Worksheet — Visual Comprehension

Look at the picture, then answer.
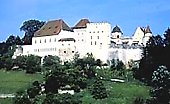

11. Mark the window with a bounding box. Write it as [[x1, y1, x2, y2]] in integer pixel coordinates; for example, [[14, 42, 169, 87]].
[[54, 38, 56, 42], [49, 27, 51, 29], [93, 31, 95, 33], [49, 39, 51, 42], [97, 36, 99, 39], [91, 36, 92, 39], [40, 40, 41, 43], [95, 41, 97, 45], [62, 44, 64, 46], [82, 39, 84, 41], [68, 44, 70, 46], [91, 41, 92, 45], [89, 31, 91, 33], [72, 51, 74, 53], [64, 51, 66, 53], [117, 35, 120, 38], [97, 31, 99, 33], [35, 40, 37, 44], [102, 31, 104, 33], [44, 39, 46, 43]]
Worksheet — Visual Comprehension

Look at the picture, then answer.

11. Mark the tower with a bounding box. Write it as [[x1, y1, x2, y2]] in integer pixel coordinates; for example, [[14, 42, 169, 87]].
[[111, 25, 123, 44]]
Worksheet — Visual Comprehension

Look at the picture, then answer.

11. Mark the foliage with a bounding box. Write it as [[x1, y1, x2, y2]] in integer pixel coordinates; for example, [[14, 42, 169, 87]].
[[135, 28, 170, 82], [14, 55, 41, 73], [27, 81, 41, 98], [6, 35, 23, 45], [91, 79, 108, 99], [42, 55, 61, 72], [148, 65, 170, 104], [43, 93, 82, 104], [0, 56, 13, 70], [0, 42, 9, 55], [20, 19, 45, 45], [14, 91, 32, 104]]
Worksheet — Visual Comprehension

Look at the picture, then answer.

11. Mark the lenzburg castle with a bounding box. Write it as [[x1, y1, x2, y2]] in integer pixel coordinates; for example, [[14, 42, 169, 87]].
[[13, 19, 152, 66]]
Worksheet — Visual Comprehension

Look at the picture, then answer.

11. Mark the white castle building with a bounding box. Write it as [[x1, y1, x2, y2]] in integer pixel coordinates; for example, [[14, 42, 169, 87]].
[[13, 19, 152, 66]]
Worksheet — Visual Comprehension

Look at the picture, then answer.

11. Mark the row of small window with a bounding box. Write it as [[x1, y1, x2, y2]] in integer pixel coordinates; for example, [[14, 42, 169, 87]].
[[34, 48, 75, 54], [91, 36, 99, 39], [34, 38, 57, 44], [63, 50, 75, 54], [34, 48, 57, 52], [91, 41, 102, 46], [61, 43, 73, 46], [89, 31, 104, 33]]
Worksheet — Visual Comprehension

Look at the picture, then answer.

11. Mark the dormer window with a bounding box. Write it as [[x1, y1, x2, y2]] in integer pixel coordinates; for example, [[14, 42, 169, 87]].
[[49, 27, 51, 29]]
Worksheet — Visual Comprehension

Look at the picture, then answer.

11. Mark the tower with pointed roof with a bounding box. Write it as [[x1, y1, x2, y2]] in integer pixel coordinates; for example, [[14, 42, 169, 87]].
[[143, 26, 152, 46], [111, 25, 123, 44]]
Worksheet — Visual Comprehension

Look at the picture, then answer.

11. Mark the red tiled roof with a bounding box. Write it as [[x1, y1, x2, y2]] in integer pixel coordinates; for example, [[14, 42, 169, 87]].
[[34, 19, 72, 37], [73, 19, 90, 29]]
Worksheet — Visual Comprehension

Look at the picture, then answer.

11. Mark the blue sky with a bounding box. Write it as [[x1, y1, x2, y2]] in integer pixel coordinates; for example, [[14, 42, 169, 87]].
[[0, 0, 170, 42]]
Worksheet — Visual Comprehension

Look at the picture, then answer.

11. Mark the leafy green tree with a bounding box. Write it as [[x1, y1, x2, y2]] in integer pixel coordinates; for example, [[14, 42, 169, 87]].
[[96, 59, 102, 67], [0, 42, 9, 56], [14, 55, 41, 73], [43, 93, 82, 104], [43, 55, 61, 69], [149, 65, 170, 104], [20, 19, 45, 45], [6, 35, 16, 46], [0, 56, 13, 70], [27, 81, 41, 98], [110, 59, 116, 69], [91, 79, 107, 99], [164, 28, 170, 46], [15, 36, 23, 45], [14, 91, 32, 104], [135, 35, 165, 82], [25, 55, 41, 73]]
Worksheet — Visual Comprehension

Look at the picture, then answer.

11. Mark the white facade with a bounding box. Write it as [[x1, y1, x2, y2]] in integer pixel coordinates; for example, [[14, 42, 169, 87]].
[[13, 19, 152, 66]]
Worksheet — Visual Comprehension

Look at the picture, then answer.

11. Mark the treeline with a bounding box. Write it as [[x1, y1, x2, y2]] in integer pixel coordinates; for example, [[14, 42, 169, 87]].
[[0, 19, 45, 56]]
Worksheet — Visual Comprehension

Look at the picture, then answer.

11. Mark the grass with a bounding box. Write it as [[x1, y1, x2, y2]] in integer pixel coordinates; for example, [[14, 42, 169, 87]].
[[0, 70, 44, 94], [0, 69, 150, 104], [80, 80, 150, 104]]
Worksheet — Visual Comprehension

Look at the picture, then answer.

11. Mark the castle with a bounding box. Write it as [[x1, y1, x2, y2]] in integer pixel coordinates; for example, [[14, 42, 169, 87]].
[[13, 19, 152, 66]]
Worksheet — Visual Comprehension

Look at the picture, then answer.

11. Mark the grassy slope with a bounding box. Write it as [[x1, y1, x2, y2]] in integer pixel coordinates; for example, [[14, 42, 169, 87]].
[[0, 70, 43, 94], [0, 70, 150, 104], [81, 81, 150, 104]]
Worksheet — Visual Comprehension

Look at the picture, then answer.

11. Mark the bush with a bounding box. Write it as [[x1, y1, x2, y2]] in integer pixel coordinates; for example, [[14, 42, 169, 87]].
[[91, 79, 107, 99]]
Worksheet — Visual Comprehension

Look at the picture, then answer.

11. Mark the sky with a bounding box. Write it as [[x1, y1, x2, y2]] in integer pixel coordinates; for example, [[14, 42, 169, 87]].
[[0, 0, 170, 42]]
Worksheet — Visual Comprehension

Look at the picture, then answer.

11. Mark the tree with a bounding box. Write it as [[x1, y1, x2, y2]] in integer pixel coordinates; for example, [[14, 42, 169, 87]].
[[149, 65, 170, 104], [0, 42, 9, 56], [20, 19, 45, 45], [135, 35, 165, 82], [164, 28, 170, 46], [43, 93, 82, 104], [15, 36, 23, 45], [14, 91, 32, 104], [14, 55, 41, 73], [91, 79, 107, 99], [6, 35, 16, 46]]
